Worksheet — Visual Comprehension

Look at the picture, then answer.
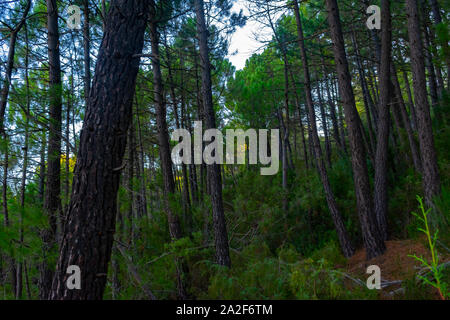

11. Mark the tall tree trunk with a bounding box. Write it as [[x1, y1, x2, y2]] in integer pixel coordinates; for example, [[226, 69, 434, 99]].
[[333, 77, 349, 155], [17, 22, 32, 300], [428, 0, 450, 88], [325, 0, 386, 259], [50, 0, 150, 300], [38, 133, 47, 204], [289, 70, 310, 168], [373, 0, 392, 241], [293, 0, 354, 257], [187, 111, 199, 205], [2, 137, 16, 296], [391, 64, 422, 173], [401, 66, 418, 130], [422, 16, 440, 117], [148, 4, 189, 299], [195, 0, 231, 267], [127, 118, 135, 243], [65, 47, 75, 215], [165, 34, 191, 221], [0, 0, 31, 134], [40, 0, 63, 300], [322, 59, 343, 153], [316, 76, 332, 167], [83, 0, 91, 107], [405, 0, 442, 207], [351, 28, 377, 153], [135, 100, 148, 219]]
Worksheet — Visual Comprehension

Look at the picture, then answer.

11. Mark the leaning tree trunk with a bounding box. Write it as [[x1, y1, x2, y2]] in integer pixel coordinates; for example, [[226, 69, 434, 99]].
[[292, 0, 354, 258], [325, 0, 385, 259], [391, 64, 422, 174], [373, 0, 392, 241], [195, 0, 231, 267], [50, 0, 150, 300], [40, 0, 63, 300], [0, 0, 31, 135], [83, 0, 91, 107], [405, 0, 441, 207]]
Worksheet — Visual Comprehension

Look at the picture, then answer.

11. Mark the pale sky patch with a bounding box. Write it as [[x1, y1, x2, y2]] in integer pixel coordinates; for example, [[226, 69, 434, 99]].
[[227, 1, 266, 70]]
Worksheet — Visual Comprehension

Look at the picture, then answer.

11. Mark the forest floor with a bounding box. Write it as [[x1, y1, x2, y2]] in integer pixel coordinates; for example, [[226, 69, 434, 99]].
[[338, 238, 449, 299]]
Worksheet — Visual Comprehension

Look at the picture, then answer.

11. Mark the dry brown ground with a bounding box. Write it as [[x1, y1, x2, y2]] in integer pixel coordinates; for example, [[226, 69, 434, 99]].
[[339, 238, 449, 299]]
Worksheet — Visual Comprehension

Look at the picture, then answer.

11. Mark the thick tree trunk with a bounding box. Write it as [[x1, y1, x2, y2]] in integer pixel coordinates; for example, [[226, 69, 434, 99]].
[[50, 0, 150, 300], [40, 0, 63, 300], [373, 0, 392, 241], [325, 0, 385, 259], [195, 0, 231, 267], [405, 0, 442, 207], [293, 0, 354, 257]]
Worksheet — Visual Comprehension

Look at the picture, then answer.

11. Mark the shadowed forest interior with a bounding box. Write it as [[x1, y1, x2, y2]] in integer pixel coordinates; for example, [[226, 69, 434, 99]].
[[0, 0, 449, 300]]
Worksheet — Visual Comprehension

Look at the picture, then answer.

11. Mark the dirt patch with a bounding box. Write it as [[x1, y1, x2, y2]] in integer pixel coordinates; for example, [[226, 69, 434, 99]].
[[347, 239, 433, 280], [342, 238, 449, 299]]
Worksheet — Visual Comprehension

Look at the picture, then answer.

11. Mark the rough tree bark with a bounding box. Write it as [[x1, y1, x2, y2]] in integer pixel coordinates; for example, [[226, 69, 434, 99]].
[[325, 0, 386, 259], [405, 0, 441, 207], [373, 0, 392, 241], [50, 0, 150, 300], [83, 0, 91, 107], [40, 0, 63, 300], [293, 0, 354, 257], [195, 0, 231, 267]]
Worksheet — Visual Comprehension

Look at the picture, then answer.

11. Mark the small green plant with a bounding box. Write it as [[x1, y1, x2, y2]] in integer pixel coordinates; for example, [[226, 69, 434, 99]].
[[409, 196, 448, 300]]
